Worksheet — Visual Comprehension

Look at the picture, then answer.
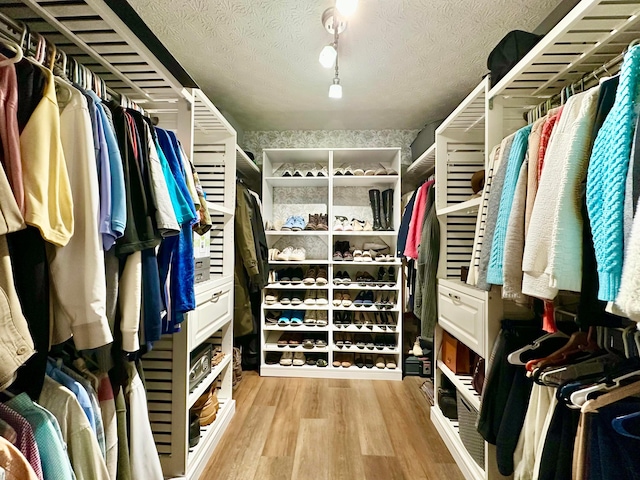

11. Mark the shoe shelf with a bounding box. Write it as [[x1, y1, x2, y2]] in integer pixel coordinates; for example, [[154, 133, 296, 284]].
[[336, 260, 401, 266], [187, 354, 232, 409], [261, 363, 400, 380], [332, 175, 399, 187], [266, 231, 330, 236], [268, 260, 330, 265], [187, 398, 236, 479], [336, 284, 399, 290], [262, 303, 330, 310], [437, 360, 481, 411], [264, 325, 331, 332], [332, 305, 401, 312], [333, 325, 398, 333], [266, 283, 329, 289], [264, 176, 329, 187], [332, 231, 397, 236], [335, 346, 399, 354], [265, 344, 330, 353]]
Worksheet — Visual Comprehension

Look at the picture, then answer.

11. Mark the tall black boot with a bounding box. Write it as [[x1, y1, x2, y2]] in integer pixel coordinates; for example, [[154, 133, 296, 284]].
[[369, 189, 383, 231], [382, 189, 394, 231]]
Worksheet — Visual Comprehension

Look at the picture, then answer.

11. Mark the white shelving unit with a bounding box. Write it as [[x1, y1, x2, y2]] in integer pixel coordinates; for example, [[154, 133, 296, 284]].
[[0, 3, 240, 479], [429, 2, 640, 480], [260, 148, 403, 380]]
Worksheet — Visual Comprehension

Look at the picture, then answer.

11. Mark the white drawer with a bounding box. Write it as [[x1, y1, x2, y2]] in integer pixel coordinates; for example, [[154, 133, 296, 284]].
[[189, 281, 232, 351], [438, 284, 485, 357]]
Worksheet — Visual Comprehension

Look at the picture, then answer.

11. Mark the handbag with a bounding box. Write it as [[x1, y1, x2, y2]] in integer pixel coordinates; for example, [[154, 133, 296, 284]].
[[471, 355, 486, 395]]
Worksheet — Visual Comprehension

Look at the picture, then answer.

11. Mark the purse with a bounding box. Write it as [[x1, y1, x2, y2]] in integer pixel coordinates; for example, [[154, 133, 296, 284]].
[[471, 355, 486, 395]]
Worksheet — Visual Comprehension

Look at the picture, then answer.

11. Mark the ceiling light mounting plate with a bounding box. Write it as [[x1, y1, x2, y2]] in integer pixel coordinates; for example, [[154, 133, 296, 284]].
[[322, 7, 347, 35]]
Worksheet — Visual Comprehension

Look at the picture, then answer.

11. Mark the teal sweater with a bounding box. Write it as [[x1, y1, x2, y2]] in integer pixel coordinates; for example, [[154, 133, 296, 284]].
[[587, 45, 640, 301], [486, 124, 532, 285]]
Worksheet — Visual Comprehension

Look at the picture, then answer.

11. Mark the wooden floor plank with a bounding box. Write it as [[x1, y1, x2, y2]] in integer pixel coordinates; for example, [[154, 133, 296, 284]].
[[201, 372, 464, 480]]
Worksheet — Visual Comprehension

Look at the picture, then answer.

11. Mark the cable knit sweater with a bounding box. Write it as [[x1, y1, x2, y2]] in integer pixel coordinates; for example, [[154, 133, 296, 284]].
[[587, 44, 640, 301], [522, 87, 600, 300], [487, 125, 532, 285], [502, 160, 528, 302]]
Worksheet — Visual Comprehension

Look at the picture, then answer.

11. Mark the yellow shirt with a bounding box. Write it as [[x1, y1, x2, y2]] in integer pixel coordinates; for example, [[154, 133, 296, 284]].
[[19, 66, 73, 246]]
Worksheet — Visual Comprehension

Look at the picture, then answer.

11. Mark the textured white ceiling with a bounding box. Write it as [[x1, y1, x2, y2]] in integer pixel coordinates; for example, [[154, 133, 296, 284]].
[[127, 0, 563, 131]]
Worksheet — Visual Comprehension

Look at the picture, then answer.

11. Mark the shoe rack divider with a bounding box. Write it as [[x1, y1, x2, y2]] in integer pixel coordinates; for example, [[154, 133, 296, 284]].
[[260, 148, 403, 380]]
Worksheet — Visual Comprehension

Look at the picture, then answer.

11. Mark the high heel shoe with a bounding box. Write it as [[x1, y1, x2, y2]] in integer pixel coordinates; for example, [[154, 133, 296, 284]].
[[374, 291, 384, 309]]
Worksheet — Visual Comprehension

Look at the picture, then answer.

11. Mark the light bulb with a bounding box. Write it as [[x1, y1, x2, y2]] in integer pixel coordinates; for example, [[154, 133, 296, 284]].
[[329, 78, 342, 99], [336, 0, 358, 17], [319, 44, 337, 68]]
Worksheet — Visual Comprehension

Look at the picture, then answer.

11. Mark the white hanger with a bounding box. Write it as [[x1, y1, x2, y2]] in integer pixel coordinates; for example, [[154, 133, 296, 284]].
[[507, 331, 570, 366], [570, 369, 640, 408]]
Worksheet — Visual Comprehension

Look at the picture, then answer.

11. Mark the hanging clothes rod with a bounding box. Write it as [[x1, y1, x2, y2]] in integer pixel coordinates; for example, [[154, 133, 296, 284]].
[[526, 49, 626, 122]]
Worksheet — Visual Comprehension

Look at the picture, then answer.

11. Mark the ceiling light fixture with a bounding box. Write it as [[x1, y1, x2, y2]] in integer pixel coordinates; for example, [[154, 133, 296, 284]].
[[336, 0, 358, 17], [329, 77, 342, 99], [319, 43, 337, 68]]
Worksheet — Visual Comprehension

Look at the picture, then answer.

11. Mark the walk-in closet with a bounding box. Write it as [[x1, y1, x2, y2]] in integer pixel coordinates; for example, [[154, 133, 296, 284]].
[[0, 0, 638, 479]]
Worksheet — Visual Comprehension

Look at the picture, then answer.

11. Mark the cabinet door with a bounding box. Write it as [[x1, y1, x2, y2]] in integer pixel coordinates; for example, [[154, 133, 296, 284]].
[[438, 284, 485, 357]]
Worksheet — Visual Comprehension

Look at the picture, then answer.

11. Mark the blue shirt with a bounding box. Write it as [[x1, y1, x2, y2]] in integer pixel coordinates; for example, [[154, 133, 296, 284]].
[[46, 360, 96, 433], [6, 393, 75, 480]]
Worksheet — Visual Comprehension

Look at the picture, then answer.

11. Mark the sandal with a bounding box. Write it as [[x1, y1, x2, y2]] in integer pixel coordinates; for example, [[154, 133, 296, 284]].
[[304, 310, 317, 326], [353, 250, 363, 262], [315, 311, 328, 327], [303, 266, 317, 284], [266, 311, 279, 326], [375, 356, 386, 369], [316, 358, 328, 367], [364, 355, 374, 369], [265, 291, 278, 305], [277, 333, 291, 347], [289, 311, 303, 327], [316, 267, 328, 286], [306, 356, 318, 366], [280, 351, 293, 366], [341, 293, 352, 307], [333, 291, 343, 306], [277, 313, 291, 327], [362, 250, 372, 262], [315, 339, 327, 348], [302, 338, 315, 349], [292, 352, 306, 366], [355, 355, 364, 368], [385, 356, 397, 369]]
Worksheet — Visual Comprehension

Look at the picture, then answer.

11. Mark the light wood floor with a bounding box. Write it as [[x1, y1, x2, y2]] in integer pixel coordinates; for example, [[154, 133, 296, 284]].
[[203, 371, 464, 480]]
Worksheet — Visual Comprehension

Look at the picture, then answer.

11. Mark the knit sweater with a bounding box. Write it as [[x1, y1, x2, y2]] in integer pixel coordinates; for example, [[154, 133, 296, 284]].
[[616, 193, 640, 320], [524, 116, 552, 237], [502, 160, 528, 302], [487, 125, 532, 285], [587, 44, 640, 301], [477, 135, 514, 291], [522, 87, 600, 300]]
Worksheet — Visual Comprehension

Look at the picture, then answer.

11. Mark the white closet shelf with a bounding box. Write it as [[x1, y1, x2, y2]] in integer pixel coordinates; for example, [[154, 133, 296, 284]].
[[332, 231, 397, 236], [264, 325, 331, 332], [334, 346, 399, 354], [187, 355, 232, 409], [437, 360, 482, 411], [264, 176, 329, 187], [335, 260, 401, 266], [206, 202, 234, 216], [236, 145, 260, 174], [262, 304, 330, 310], [332, 175, 400, 187], [260, 364, 402, 380], [187, 398, 236, 478], [333, 325, 399, 334], [264, 344, 329, 353], [335, 284, 399, 291], [266, 283, 329, 290], [431, 405, 485, 480], [437, 78, 487, 134], [437, 197, 482, 216], [268, 260, 330, 265], [266, 231, 329, 236], [332, 305, 401, 312]]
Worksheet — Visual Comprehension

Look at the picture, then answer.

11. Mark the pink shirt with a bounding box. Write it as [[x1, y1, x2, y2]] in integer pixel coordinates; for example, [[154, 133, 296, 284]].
[[404, 180, 434, 259], [0, 59, 24, 213]]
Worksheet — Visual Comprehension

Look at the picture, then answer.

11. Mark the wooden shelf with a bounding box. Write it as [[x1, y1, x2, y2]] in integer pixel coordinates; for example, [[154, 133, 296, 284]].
[[437, 360, 481, 411], [206, 202, 234, 216], [187, 355, 232, 409], [437, 197, 482, 216]]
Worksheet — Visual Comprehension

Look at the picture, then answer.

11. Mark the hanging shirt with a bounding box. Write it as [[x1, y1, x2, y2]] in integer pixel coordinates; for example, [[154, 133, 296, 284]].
[[0, 436, 39, 480], [45, 360, 96, 433], [5, 393, 74, 480], [0, 403, 43, 479], [0, 57, 24, 213], [19, 66, 74, 247], [38, 376, 109, 480], [48, 82, 112, 351], [154, 137, 194, 225]]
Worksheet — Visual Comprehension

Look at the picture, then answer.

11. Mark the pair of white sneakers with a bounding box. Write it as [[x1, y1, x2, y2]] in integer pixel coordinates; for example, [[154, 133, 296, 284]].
[[269, 247, 306, 261], [276, 163, 328, 177]]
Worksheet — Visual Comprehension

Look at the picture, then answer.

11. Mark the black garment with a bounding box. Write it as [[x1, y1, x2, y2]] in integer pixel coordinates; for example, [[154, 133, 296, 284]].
[[538, 402, 580, 480], [397, 188, 418, 256], [108, 104, 159, 256], [13, 58, 45, 132], [477, 320, 543, 444], [579, 76, 626, 328], [141, 248, 162, 348], [245, 187, 268, 290], [7, 227, 49, 400]]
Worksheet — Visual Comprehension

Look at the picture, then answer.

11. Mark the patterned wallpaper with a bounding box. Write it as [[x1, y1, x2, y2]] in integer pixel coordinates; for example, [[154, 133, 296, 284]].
[[243, 129, 419, 166]]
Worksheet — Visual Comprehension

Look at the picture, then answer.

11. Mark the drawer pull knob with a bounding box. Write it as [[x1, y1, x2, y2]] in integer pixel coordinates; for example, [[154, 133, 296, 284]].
[[448, 293, 461, 301], [211, 291, 223, 303]]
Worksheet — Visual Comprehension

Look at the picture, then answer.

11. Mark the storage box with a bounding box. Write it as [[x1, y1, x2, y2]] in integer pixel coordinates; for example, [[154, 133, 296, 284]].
[[457, 395, 484, 467], [405, 355, 432, 377], [194, 257, 211, 284], [442, 331, 472, 374], [189, 343, 213, 391], [193, 231, 210, 258]]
